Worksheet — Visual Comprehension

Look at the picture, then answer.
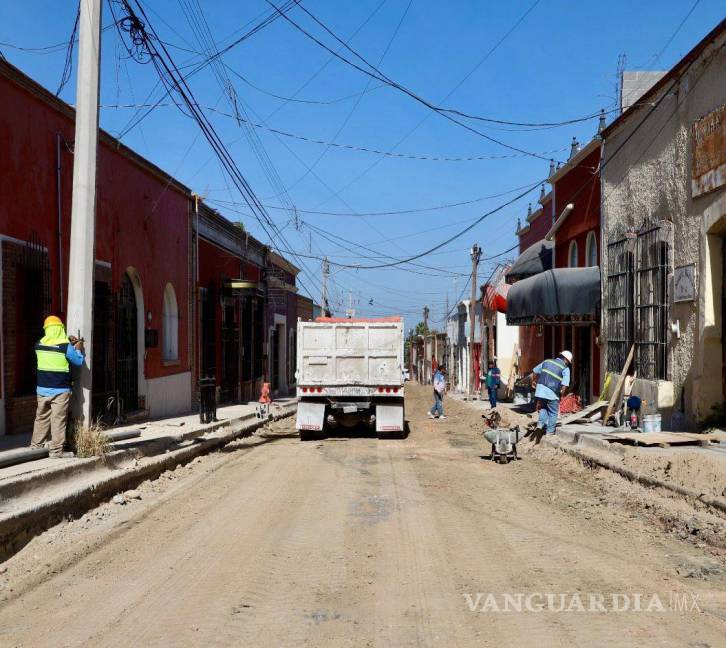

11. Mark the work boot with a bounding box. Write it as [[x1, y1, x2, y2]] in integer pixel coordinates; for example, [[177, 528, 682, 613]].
[[427, 412, 435, 419], [50, 451, 75, 459]]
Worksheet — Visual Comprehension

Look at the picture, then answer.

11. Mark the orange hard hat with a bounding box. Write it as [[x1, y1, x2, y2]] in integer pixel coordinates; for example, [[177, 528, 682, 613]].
[[43, 315, 64, 329]]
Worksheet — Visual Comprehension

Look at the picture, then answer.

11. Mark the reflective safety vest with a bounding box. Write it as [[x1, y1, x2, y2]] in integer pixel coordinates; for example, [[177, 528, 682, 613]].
[[538, 358, 566, 393], [35, 342, 71, 390]]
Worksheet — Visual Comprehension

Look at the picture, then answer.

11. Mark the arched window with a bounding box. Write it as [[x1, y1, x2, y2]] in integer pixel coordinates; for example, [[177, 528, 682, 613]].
[[162, 283, 179, 362], [586, 231, 598, 267], [568, 240, 578, 268]]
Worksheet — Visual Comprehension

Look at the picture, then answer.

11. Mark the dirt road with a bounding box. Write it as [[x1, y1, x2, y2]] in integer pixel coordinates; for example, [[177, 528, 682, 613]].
[[1, 383, 724, 647]]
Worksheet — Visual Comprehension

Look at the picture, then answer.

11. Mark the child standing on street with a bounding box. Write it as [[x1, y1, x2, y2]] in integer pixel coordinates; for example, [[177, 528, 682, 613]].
[[485, 359, 501, 409]]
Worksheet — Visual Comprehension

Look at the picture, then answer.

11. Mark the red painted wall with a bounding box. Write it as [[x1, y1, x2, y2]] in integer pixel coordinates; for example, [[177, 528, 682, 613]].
[[550, 145, 602, 397], [552, 147, 601, 269], [518, 198, 552, 253], [0, 65, 191, 383]]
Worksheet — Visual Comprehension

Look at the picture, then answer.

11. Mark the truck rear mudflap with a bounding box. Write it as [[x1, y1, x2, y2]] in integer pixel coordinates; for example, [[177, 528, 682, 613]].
[[375, 402, 406, 439], [296, 401, 326, 441]]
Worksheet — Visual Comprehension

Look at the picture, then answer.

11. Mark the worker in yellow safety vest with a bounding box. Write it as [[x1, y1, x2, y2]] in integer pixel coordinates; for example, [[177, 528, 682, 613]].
[[527, 350, 572, 443], [30, 316, 85, 458]]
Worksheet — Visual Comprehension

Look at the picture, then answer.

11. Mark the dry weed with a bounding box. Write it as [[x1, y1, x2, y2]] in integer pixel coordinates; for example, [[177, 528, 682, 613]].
[[70, 420, 110, 458]]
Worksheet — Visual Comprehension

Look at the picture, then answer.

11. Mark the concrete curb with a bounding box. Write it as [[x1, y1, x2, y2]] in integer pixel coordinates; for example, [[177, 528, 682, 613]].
[[0, 412, 261, 501], [544, 437, 726, 515], [0, 405, 296, 561]]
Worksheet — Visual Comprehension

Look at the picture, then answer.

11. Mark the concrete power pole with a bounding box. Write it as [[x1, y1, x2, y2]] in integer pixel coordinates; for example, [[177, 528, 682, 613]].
[[67, 0, 102, 427], [468, 244, 481, 400], [423, 306, 429, 332]]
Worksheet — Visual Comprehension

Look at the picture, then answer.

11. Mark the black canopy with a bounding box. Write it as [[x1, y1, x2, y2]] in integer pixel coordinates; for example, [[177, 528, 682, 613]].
[[506, 267, 601, 325], [505, 240, 554, 284]]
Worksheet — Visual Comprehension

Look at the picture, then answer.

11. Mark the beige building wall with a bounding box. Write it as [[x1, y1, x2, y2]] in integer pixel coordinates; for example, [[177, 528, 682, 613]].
[[601, 33, 726, 427]]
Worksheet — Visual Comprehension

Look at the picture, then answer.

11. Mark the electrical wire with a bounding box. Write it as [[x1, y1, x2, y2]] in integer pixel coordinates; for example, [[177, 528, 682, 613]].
[[265, 0, 559, 162], [112, 0, 322, 300], [101, 101, 571, 162], [55, 3, 80, 97]]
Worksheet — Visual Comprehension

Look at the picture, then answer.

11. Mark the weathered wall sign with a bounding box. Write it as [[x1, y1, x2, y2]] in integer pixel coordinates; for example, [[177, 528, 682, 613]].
[[673, 264, 697, 302], [692, 104, 726, 198]]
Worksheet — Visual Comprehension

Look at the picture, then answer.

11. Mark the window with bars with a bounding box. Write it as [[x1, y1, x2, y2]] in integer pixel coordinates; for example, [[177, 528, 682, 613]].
[[634, 218, 671, 380], [606, 219, 671, 380]]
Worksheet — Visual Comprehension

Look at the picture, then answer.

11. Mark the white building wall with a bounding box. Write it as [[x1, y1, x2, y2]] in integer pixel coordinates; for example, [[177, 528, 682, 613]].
[[601, 34, 726, 426]]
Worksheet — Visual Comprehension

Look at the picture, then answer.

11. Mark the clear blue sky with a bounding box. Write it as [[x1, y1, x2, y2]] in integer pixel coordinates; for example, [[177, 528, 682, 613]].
[[1, 1, 724, 331]]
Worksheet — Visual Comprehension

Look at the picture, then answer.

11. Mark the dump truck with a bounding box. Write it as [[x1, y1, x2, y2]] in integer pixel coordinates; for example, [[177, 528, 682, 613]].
[[295, 316, 405, 440]]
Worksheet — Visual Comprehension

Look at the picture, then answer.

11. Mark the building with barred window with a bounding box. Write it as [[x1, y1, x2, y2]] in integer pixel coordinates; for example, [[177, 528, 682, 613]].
[[600, 19, 726, 428]]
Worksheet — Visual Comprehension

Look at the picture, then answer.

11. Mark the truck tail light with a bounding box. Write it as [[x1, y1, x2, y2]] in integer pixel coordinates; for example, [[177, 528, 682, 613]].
[[301, 387, 308, 393], [317, 387, 323, 393]]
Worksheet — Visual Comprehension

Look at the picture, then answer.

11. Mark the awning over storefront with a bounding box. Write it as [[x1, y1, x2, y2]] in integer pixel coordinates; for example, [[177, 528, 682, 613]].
[[506, 267, 600, 325], [505, 240, 553, 284]]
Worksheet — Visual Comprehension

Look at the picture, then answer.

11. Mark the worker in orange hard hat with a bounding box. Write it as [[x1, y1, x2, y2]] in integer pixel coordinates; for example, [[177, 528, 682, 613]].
[[30, 316, 85, 458]]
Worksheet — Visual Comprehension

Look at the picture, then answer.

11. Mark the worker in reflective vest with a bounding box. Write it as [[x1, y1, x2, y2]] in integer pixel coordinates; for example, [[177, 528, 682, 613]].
[[30, 316, 85, 458], [528, 350, 572, 443]]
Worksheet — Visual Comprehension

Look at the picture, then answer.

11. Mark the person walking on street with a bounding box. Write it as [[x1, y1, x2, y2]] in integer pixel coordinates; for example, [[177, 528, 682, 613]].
[[428, 365, 447, 420], [528, 350, 572, 443], [30, 316, 85, 458], [485, 359, 501, 409]]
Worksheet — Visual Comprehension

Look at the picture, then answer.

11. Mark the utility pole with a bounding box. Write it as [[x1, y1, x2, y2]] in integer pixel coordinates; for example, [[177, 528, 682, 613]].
[[469, 243, 481, 400], [321, 256, 330, 316], [67, 0, 102, 426], [345, 288, 356, 318], [423, 305, 429, 332]]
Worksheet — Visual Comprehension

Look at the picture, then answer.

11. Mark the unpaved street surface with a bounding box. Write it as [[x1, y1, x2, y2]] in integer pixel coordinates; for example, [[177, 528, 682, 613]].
[[1, 383, 724, 647]]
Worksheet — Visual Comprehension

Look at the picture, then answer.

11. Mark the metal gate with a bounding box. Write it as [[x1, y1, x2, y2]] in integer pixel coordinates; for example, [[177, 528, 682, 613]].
[[92, 281, 117, 422], [116, 273, 138, 414], [15, 234, 51, 395]]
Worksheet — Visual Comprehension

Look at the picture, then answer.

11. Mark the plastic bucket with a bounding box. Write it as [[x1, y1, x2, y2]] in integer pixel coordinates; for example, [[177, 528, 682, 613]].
[[642, 414, 662, 433]]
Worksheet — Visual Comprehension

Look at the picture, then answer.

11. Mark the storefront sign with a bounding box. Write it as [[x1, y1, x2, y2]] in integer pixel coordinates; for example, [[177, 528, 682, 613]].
[[692, 105, 726, 197], [673, 264, 696, 302]]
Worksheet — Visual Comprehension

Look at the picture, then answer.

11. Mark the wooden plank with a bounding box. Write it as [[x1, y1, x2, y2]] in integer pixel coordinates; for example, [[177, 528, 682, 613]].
[[605, 431, 717, 446], [559, 400, 609, 425], [505, 343, 519, 399], [602, 345, 635, 426]]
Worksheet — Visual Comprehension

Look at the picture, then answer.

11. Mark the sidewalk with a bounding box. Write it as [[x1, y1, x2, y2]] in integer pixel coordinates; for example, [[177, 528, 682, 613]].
[[0, 398, 295, 482], [448, 387, 726, 507], [0, 397, 298, 560]]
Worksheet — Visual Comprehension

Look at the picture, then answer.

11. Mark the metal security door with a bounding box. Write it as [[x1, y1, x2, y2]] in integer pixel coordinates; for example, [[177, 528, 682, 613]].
[[92, 281, 116, 422], [116, 273, 138, 414], [270, 326, 279, 391], [220, 302, 239, 402]]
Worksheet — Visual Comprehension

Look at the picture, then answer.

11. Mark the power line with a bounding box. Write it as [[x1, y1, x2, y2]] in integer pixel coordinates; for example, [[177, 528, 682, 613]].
[[101, 101, 572, 162], [265, 0, 560, 162], [112, 0, 322, 299], [55, 3, 80, 97]]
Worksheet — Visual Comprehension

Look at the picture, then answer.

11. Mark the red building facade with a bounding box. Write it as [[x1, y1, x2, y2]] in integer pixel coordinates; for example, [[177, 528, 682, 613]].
[[0, 60, 192, 434], [513, 189, 552, 374], [0, 59, 301, 436], [545, 139, 602, 400]]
